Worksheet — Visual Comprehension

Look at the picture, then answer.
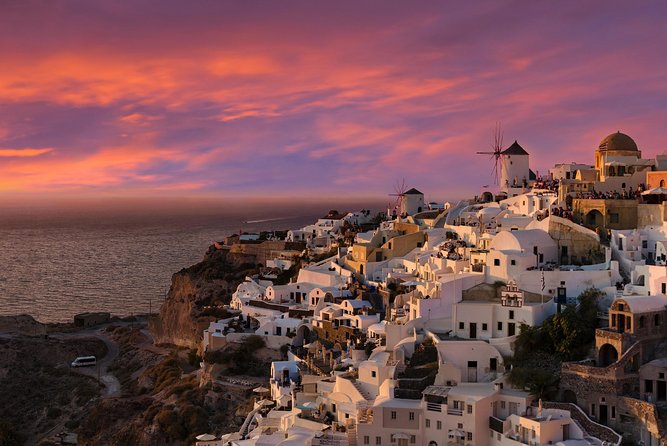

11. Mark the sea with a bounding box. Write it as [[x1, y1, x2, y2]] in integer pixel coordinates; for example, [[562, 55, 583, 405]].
[[0, 199, 382, 323]]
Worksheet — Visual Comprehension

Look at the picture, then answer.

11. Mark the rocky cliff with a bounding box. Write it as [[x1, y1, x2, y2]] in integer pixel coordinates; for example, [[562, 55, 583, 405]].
[[150, 246, 259, 350]]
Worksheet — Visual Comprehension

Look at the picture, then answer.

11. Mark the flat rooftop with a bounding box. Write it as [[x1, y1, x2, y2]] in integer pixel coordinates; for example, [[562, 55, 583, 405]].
[[462, 283, 546, 304]]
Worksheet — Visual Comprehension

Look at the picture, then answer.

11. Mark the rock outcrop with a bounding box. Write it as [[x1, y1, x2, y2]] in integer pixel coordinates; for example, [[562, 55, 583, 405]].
[[150, 246, 259, 350]]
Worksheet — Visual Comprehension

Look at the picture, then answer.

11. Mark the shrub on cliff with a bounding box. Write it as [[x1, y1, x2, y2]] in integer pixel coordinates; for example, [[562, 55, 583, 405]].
[[242, 335, 266, 352], [0, 419, 25, 446], [155, 404, 209, 443], [146, 355, 182, 393]]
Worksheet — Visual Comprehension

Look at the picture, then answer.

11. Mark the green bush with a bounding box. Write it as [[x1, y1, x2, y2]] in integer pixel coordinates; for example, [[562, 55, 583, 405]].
[[0, 419, 25, 446], [187, 349, 202, 367], [242, 335, 266, 352], [46, 407, 62, 419]]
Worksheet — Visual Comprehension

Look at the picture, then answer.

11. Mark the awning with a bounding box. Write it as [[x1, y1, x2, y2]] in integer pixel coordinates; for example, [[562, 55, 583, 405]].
[[448, 429, 465, 438], [297, 401, 319, 410], [642, 186, 667, 195], [195, 434, 217, 441], [401, 281, 426, 287]]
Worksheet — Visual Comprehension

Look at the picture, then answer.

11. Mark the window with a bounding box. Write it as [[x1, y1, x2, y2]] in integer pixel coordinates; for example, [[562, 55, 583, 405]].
[[494, 258, 500, 266], [643, 240, 648, 249], [660, 372, 665, 379], [482, 323, 488, 331], [655, 314, 661, 327], [376, 437, 382, 445], [436, 420, 442, 430], [663, 283, 666, 294], [611, 406, 616, 419], [467, 405, 472, 414], [391, 411, 397, 420], [459, 322, 464, 330], [509, 310, 514, 320], [372, 371, 376, 378], [345, 413, 349, 419], [410, 435, 416, 444], [467, 432, 473, 441], [591, 404, 596, 417], [498, 321, 503, 331], [646, 379, 654, 393], [458, 423, 463, 429], [610, 213, 620, 224], [364, 436, 370, 445], [409, 412, 415, 421], [426, 419, 430, 428], [510, 259, 516, 266], [500, 401, 506, 409]]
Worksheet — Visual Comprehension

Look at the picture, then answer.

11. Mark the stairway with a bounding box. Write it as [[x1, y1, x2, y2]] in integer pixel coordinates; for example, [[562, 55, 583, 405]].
[[351, 380, 372, 400], [347, 422, 357, 446]]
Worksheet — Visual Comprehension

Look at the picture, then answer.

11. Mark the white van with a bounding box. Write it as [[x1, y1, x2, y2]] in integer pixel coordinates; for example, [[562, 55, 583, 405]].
[[71, 356, 97, 367]]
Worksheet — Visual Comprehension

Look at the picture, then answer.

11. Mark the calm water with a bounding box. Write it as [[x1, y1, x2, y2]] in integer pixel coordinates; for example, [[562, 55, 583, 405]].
[[0, 200, 377, 323]]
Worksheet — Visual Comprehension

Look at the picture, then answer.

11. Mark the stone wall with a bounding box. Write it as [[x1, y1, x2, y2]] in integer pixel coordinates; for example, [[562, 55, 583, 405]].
[[543, 401, 621, 444]]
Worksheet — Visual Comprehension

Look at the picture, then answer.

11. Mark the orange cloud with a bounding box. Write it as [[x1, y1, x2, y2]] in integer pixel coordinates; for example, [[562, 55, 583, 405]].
[[0, 148, 54, 157]]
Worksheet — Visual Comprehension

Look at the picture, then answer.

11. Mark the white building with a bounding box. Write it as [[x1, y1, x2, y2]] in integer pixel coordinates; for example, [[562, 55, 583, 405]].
[[486, 229, 558, 283]]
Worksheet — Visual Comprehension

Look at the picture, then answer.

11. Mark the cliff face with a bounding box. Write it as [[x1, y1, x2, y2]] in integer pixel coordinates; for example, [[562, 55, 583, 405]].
[[150, 246, 259, 350]]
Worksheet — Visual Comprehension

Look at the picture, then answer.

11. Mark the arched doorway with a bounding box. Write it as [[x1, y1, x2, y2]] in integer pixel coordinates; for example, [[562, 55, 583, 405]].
[[482, 191, 494, 203], [293, 325, 312, 348], [562, 389, 577, 404], [661, 179, 666, 187], [586, 210, 604, 228], [599, 343, 619, 367]]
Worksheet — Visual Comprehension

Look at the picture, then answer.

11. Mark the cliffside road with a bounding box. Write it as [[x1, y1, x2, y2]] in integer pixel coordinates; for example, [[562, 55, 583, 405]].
[[51, 327, 122, 397]]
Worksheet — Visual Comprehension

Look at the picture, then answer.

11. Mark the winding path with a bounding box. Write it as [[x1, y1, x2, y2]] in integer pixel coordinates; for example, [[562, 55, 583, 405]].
[[50, 326, 124, 397]]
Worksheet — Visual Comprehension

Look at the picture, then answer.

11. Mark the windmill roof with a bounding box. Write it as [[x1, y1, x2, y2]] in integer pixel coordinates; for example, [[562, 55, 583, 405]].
[[501, 140, 528, 155], [404, 188, 423, 195]]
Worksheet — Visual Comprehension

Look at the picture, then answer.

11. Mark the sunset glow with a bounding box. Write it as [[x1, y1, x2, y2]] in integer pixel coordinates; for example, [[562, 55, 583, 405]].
[[2, 1, 667, 200]]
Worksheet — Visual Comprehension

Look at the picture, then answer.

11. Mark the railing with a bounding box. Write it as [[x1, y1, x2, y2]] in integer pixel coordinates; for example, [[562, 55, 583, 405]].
[[489, 416, 505, 433], [447, 407, 463, 416], [542, 402, 622, 445], [426, 402, 442, 412]]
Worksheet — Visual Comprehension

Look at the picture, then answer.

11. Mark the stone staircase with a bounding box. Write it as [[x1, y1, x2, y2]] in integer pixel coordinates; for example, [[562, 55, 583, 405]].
[[543, 402, 622, 445], [346, 422, 357, 446], [351, 380, 372, 400]]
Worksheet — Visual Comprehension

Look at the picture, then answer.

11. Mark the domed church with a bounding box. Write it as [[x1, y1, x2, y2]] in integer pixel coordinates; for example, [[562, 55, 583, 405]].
[[594, 131, 652, 183], [558, 131, 655, 205]]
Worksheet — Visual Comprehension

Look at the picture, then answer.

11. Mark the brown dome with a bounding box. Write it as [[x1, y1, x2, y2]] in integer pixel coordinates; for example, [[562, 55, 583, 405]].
[[598, 131, 638, 152]]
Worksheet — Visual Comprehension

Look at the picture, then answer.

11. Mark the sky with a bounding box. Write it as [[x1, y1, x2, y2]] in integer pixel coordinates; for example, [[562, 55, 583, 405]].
[[1, 0, 667, 204]]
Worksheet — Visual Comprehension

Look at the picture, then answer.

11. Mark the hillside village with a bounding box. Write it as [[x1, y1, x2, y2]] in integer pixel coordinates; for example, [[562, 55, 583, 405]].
[[192, 132, 667, 446]]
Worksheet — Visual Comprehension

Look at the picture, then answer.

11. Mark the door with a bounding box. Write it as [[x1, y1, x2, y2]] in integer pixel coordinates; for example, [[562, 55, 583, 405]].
[[469, 323, 477, 339], [508, 323, 516, 337], [467, 361, 477, 382], [658, 380, 666, 401], [599, 404, 608, 425]]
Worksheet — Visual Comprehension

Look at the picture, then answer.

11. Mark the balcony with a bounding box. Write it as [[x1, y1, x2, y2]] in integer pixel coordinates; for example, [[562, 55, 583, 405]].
[[447, 407, 463, 416], [489, 416, 506, 433], [426, 402, 442, 412]]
